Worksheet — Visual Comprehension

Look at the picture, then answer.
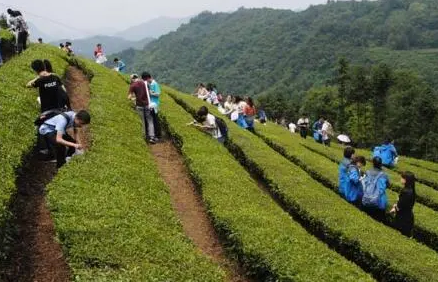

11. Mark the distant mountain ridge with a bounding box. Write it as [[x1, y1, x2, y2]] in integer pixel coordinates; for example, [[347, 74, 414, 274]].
[[50, 35, 154, 58], [114, 16, 191, 41], [112, 1, 438, 98]]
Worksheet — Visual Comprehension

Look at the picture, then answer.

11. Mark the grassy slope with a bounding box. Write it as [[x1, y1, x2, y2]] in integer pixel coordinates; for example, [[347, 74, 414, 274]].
[[0, 44, 225, 281], [47, 57, 226, 281], [167, 88, 438, 282], [159, 93, 373, 281], [0, 45, 69, 241]]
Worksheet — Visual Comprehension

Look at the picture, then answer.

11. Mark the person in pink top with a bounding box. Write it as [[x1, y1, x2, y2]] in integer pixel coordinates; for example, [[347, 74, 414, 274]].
[[94, 44, 107, 64]]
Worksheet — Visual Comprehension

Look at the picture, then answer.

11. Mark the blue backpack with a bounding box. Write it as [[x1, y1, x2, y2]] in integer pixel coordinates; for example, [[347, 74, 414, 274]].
[[362, 171, 385, 207]]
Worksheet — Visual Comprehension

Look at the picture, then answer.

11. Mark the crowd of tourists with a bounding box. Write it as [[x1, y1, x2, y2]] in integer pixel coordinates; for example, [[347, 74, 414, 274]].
[[194, 83, 267, 135], [287, 115, 335, 146], [339, 146, 415, 236]]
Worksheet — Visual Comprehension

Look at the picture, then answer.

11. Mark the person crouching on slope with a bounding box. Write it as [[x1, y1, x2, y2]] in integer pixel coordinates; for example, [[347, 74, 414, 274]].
[[189, 106, 226, 143], [38, 110, 90, 168]]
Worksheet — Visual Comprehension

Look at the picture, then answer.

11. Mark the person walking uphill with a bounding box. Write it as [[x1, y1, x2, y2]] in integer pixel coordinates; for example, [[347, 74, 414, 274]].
[[128, 72, 156, 144], [38, 110, 90, 168], [391, 171, 416, 237]]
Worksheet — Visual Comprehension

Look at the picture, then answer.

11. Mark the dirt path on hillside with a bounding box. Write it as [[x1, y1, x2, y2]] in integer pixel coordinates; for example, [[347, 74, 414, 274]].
[[0, 66, 90, 282], [149, 140, 250, 282]]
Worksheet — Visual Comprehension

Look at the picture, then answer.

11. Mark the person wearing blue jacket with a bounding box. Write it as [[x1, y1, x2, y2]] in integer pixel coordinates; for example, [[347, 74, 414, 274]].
[[363, 157, 389, 222], [114, 58, 126, 73], [373, 138, 398, 168], [338, 146, 355, 197], [346, 156, 366, 204]]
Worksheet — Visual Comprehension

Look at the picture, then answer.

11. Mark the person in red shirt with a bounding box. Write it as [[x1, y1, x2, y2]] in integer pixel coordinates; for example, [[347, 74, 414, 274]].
[[127, 72, 156, 144], [244, 97, 256, 132]]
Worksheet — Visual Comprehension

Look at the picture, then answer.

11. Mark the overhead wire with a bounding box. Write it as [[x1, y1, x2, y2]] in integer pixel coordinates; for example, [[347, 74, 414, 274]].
[[0, 2, 95, 36]]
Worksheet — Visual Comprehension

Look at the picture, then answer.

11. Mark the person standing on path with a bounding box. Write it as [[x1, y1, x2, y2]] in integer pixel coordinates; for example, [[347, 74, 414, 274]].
[[391, 171, 416, 237], [144, 73, 162, 139], [7, 9, 28, 54], [362, 157, 389, 222], [297, 114, 310, 139], [27, 59, 69, 112], [128, 72, 156, 144]]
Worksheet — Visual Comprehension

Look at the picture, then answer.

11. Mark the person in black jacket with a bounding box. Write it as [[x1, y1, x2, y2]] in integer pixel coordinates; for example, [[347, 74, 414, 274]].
[[390, 171, 416, 237]]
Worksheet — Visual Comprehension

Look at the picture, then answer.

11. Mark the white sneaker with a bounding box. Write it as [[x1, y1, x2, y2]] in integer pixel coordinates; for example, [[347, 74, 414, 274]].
[[39, 149, 49, 155]]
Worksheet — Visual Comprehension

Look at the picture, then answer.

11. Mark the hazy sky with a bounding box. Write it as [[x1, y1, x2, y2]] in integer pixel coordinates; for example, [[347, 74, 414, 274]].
[[1, 0, 326, 34]]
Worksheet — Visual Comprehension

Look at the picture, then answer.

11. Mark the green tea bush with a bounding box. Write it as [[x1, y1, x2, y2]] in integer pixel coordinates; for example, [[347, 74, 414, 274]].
[[159, 93, 372, 281], [167, 88, 438, 282], [46, 57, 226, 281], [0, 45, 70, 252]]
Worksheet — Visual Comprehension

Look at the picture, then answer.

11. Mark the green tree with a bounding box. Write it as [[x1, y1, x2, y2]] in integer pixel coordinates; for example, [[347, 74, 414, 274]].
[[335, 58, 350, 133], [346, 66, 371, 144], [386, 70, 438, 156], [0, 14, 8, 29], [369, 64, 393, 142], [301, 86, 339, 123]]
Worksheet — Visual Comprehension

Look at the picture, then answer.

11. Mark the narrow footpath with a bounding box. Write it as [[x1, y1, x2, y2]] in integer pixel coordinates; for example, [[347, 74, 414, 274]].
[[0, 66, 90, 281], [149, 139, 250, 282]]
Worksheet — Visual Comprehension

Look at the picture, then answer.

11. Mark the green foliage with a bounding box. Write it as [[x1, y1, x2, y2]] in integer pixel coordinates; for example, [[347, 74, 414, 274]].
[[300, 86, 338, 123], [1, 29, 16, 59], [114, 1, 438, 99], [0, 14, 8, 29], [254, 121, 438, 251], [169, 90, 438, 281], [160, 90, 372, 281], [0, 45, 70, 257], [46, 56, 226, 281]]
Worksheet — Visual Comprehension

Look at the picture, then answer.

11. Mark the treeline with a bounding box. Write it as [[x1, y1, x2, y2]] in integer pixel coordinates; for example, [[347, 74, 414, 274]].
[[259, 59, 438, 161], [115, 0, 438, 99]]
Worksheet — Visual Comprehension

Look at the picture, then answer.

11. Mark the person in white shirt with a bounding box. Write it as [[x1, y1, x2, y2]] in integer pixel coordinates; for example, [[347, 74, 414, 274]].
[[297, 114, 310, 139], [192, 106, 225, 143], [288, 122, 297, 133], [322, 120, 334, 147], [38, 110, 90, 168], [196, 83, 209, 100], [235, 96, 248, 128]]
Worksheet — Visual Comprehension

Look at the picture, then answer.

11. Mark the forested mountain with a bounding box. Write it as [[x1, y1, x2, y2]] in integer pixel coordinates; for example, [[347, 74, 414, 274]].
[[116, 0, 438, 97], [113, 0, 438, 160]]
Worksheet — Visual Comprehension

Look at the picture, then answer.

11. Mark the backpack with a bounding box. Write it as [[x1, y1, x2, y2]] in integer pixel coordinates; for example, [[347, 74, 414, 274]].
[[215, 116, 228, 138], [34, 109, 70, 127], [362, 171, 385, 207]]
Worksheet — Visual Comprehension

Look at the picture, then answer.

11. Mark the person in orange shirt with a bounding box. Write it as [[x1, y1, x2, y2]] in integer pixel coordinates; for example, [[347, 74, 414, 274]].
[[243, 97, 256, 133]]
